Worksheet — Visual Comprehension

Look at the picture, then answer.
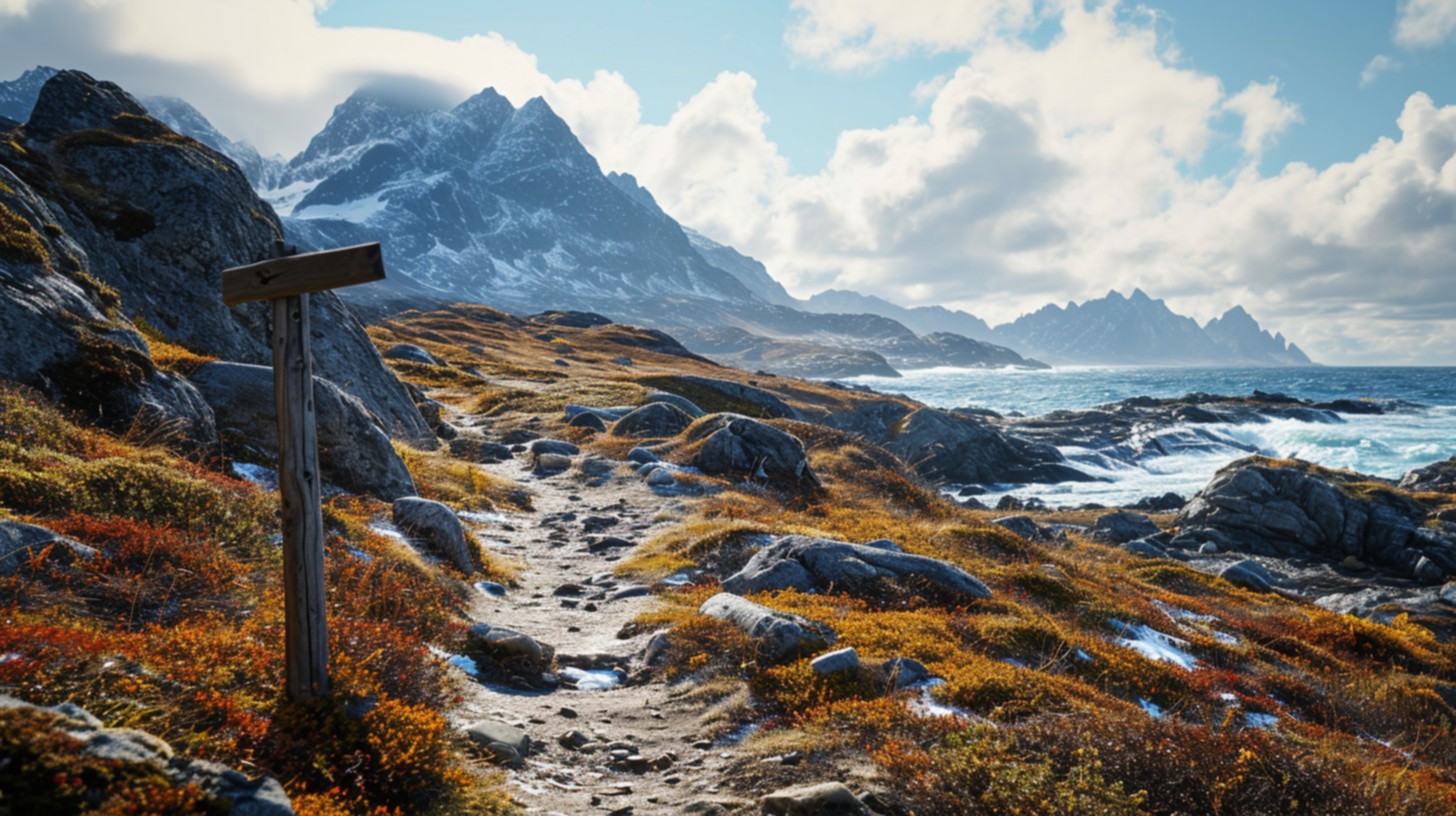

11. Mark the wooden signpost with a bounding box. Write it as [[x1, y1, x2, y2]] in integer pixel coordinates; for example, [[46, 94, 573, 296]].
[[222, 240, 387, 701]]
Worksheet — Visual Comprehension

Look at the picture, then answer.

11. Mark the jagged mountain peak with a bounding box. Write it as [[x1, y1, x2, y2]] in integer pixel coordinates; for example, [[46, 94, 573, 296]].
[[0, 65, 58, 122], [27, 69, 149, 141]]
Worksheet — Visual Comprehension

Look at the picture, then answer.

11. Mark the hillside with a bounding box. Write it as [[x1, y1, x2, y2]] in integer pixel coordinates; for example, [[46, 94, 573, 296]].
[[5, 69, 1456, 816]]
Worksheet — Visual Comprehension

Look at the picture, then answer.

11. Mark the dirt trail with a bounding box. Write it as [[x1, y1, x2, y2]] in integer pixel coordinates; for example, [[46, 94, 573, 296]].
[[445, 454, 751, 815]]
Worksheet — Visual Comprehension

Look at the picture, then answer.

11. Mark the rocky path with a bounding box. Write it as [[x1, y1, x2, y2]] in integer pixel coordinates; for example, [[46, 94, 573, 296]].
[[445, 454, 751, 815]]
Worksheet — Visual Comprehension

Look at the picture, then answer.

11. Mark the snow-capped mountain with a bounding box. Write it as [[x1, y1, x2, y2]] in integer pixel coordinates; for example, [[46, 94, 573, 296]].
[[141, 95, 284, 188], [0, 65, 56, 123], [268, 86, 756, 312], [993, 289, 1313, 366]]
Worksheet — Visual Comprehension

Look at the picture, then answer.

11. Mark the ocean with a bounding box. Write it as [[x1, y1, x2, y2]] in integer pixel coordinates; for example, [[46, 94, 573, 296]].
[[842, 366, 1456, 507]]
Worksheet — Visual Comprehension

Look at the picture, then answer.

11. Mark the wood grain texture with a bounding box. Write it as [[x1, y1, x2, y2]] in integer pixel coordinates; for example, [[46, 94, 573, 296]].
[[273, 292, 331, 700], [222, 242, 385, 306]]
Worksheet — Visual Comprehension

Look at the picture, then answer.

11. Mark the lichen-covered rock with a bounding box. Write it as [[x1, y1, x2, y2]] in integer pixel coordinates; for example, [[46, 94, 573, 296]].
[[1177, 457, 1456, 583], [699, 593, 835, 664], [392, 497, 476, 573], [611, 401, 694, 438], [1401, 457, 1456, 493], [190, 362, 416, 501], [5, 70, 432, 447], [721, 535, 993, 601], [686, 413, 820, 492]]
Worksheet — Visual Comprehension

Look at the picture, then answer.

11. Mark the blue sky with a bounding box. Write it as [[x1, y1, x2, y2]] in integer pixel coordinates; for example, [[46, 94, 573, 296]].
[[318, 0, 1456, 178], [2, 0, 1455, 363]]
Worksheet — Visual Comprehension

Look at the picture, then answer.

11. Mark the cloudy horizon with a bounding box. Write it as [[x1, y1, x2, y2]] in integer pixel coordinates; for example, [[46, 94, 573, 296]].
[[2, 0, 1454, 364]]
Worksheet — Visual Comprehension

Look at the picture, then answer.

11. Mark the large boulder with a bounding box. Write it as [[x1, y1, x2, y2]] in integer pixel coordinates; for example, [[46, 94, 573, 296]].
[[1176, 457, 1456, 582], [699, 593, 835, 664], [671, 376, 799, 419], [611, 401, 694, 438], [879, 407, 1092, 486], [761, 782, 870, 816], [6, 70, 432, 447], [643, 391, 704, 418], [392, 497, 477, 573], [1091, 511, 1160, 544], [722, 535, 992, 601], [190, 362, 415, 501], [685, 413, 820, 492], [1401, 457, 1456, 493]]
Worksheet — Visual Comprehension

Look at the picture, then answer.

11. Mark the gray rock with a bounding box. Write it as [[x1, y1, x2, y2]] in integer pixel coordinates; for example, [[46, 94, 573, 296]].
[[673, 376, 799, 419], [382, 343, 439, 365], [1121, 539, 1172, 560], [991, 515, 1045, 541], [722, 535, 992, 601], [191, 362, 416, 501], [465, 720, 530, 767], [1092, 511, 1160, 544], [612, 401, 695, 438], [1220, 559, 1276, 593], [761, 782, 869, 815], [1177, 457, 1455, 582], [879, 407, 1091, 486], [533, 453, 573, 475], [810, 647, 859, 675], [564, 404, 632, 422], [466, 623, 552, 666], [15, 71, 432, 448], [567, 411, 608, 432], [0, 520, 97, 576], [1400, 456, 1456, 493], [1415, 555, 1445, 583], [448, 436, 514, 463], [644, 391, 704, 418], [392, 497, 476, 573], [528, 439, 579, 462], [686, 414, 820, 492], [627, 447, 661, 465], [880, 657, 932, 689], [1440, 582, 1456, 606], [647, 468, 678, 487], [699, 593, 835, 664]]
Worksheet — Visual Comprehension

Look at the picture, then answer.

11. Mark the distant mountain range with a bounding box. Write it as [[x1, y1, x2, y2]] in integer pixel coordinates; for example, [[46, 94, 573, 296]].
[[0, 66, 1317, 371]]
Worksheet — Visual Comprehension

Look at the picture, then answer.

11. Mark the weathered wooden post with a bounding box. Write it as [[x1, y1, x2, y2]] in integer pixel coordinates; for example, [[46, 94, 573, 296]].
[[221, 240, 387, 701]]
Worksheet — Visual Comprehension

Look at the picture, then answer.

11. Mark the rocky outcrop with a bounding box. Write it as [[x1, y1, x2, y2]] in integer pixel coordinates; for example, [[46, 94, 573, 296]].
[[699, 593, 835, 664], [611, 402, 694, 438], [1175, 457, 1456, 582], [881, 407, 1091, 487], [721, 535, 992, 601], [392, 497, 476, 573], [2, 70, 432, 447], [670, 376, 799, 419], [0, 696, 293, 815], [684, 414, 820, 492], [190, 362, 416, 501], [1401, 457, 1456, 493]]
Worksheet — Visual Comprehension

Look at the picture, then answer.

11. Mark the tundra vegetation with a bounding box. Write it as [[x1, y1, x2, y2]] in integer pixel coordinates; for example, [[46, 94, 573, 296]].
[[4, 303, 1456, 814]]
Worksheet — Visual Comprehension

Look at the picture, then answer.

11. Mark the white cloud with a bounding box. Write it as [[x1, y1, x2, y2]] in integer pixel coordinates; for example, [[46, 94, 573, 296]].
[[1394, 0, 1456, 48], [784, 0, 1039, 70], [1222, 79, 1301, 159], [2, 0, 1453, 363], [1360, 54, 1398, 87]]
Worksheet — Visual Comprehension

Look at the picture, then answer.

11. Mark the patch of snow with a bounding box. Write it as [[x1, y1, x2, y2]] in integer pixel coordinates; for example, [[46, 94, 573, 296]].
[[346, 546, 373, 563], [231, 462, 275, 486], [369, 522, 409, 544], [1152, 600, 1215, 623], [428, 646, 479, 678], [1074, 648, 1095, 663], [1110, 619, 1199, 671], [459, 510, 511, 525], [716, 721, 761, 745], [0, 652, 23, 664], [662, 571, 695, 587], [1245, 712, 1279, 730], [906, 678, 974, 720], [560, 667, 621, 691], [1138, 698, 1166, 719], [259, 179, 321, 217], [474, 581, 508, 597], [1212, 630, 1239, 646], [293, 191, 389, 222]]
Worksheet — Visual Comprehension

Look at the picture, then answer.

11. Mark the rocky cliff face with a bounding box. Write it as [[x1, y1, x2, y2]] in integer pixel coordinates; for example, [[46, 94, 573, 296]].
[[0, 70, 433, 447]]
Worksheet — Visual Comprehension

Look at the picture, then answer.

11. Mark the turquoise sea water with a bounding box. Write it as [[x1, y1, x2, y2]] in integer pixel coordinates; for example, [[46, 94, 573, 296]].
[[843, 366, 1456, 505]]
